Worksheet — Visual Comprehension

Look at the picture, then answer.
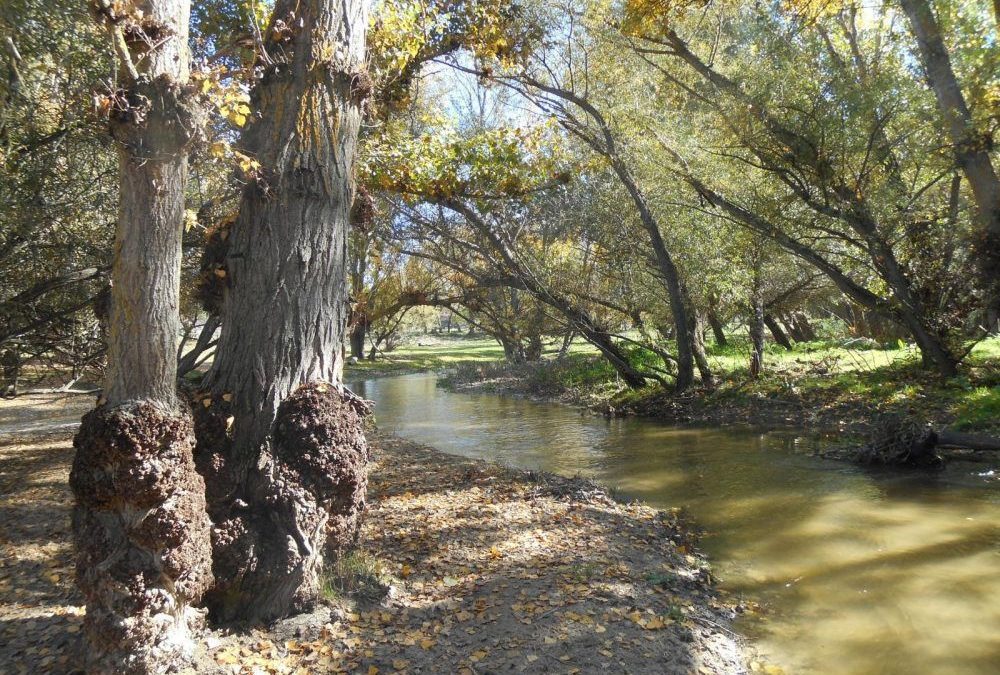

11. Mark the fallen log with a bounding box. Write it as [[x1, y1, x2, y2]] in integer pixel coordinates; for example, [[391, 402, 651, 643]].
[[855, 415, 1000, 468], [935, 430, 1000, 452]]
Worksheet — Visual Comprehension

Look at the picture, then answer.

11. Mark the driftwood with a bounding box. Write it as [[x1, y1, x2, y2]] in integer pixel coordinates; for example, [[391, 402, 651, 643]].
[[935, 430, 1000, 452], [855, 415, 1000, 468]]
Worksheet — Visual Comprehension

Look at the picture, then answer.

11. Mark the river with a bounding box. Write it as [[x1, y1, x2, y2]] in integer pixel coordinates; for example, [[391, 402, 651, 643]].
[[349, 372, 1000, 675]]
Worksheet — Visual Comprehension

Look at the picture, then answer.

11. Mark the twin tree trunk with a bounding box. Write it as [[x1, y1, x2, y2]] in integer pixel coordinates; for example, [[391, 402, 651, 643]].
[[200, 0, 370, 623], [72, 0, 370, 670], [70, 1, 213, 673]]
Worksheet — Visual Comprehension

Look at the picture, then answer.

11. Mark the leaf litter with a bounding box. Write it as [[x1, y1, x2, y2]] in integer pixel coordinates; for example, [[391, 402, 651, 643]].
[[0, 395, 748, 674]]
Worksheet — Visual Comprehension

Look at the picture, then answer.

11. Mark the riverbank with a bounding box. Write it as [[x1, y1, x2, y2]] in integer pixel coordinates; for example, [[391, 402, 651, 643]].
[[441, 338, 1000, 437], [0, 398, 750, 674]]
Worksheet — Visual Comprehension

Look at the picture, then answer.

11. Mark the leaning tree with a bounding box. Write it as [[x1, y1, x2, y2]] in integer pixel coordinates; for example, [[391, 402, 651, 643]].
[[69, 0, 213, 672]]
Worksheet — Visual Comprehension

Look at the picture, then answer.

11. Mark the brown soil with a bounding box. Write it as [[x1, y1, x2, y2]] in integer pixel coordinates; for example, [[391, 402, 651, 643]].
[[0, 394, 747, 674]]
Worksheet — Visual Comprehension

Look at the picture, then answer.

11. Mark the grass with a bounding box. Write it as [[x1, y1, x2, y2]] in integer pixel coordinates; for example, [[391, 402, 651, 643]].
[[343, 333, 596, 377], [373, 332, 1000, 432], [952, 386, 1000, 430], [321, 550, 397, 603], [344, 336, 506, 377]]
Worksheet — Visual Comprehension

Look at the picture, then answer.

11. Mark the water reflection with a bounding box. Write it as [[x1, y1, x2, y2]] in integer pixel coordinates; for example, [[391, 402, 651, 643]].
[[350, 373, 1000, 674]]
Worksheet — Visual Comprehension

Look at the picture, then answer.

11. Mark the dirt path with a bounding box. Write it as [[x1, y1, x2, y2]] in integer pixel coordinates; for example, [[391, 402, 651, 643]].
[[0, 399, 748, 674]]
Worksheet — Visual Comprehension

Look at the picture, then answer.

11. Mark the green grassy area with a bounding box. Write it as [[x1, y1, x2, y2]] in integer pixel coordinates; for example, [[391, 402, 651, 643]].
[[343, 334, 596, 377], [365, 333, 1000, 432]]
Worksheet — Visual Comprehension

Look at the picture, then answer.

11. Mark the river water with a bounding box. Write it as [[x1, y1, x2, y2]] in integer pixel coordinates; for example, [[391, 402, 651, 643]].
[[349, 373, 1000, 675]]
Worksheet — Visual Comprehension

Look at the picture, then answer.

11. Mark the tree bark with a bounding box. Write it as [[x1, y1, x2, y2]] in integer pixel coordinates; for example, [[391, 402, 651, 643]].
[[707, 310, 728, 346], [796, 313, 817, 341], [691, 309, 715, 387], [609, 157, 701, 391], [778, 313, 803, 342], [349, 320, 367, 360], [899, 0, 1000, 316], [202, 0, 370, 623], [749, 275, 765, 378], [764, 314, 793, 350], [70, 1, 212, 672]]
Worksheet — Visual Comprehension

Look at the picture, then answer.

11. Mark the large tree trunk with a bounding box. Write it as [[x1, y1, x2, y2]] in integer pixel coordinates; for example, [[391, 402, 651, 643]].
[[749, 275, 765, 378], [201, 0, 370, 623], [610, 157, 700, 391], [764, 314, 793, 350], [691, 309, 715, 388], [899, 0, 1000, 317], [70, 1, 212, 672], [707, 310, 728, 346], [349, 320, 367, 360]]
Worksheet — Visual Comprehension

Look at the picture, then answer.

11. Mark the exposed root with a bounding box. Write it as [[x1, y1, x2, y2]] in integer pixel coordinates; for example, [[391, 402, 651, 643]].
[[854, 414, 942, 468]]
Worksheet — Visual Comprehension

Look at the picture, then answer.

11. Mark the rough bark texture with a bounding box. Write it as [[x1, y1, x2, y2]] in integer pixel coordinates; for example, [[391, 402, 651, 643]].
[[207, 0, 366, 466], [764, 314, 793, 350], [99, 0, 201, 407], [899, 0, 1000, 318], [71, 1, 211, 671], [196, 384, 369, 623], [70, 402, 212, 674], [201, 0, 370, 622]]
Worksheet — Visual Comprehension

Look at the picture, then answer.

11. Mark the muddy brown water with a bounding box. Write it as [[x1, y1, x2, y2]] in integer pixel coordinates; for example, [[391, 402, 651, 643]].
[[349, 373, 1000, 674]]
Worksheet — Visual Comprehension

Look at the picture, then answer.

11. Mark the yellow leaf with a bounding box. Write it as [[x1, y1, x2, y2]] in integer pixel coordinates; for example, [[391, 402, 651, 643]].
[[368, 667, 379, 675], [209, 142, 228, 158], [644, 616, 666, 630], [400, 563, 412, 578], [215, 650, 238, 665]]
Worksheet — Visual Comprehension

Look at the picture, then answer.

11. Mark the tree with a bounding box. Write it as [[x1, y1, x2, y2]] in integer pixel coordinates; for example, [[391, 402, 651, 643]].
[[0, 0, 116, 386], [197, 0, 371, 623], [897, 0, 1000, 324], [614, 2, 981, 376], [68, 1, 212, 672]]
